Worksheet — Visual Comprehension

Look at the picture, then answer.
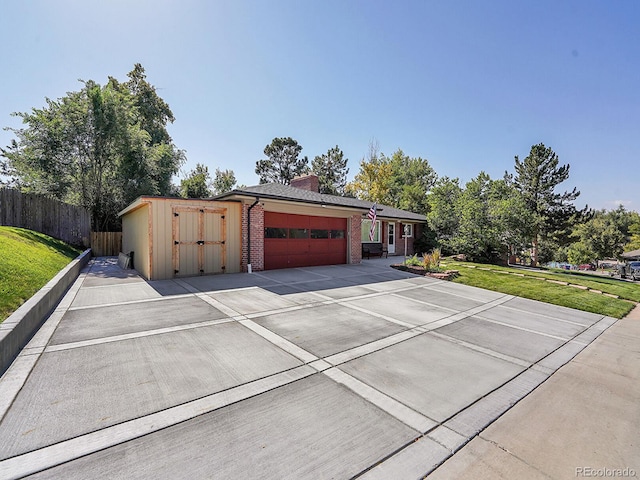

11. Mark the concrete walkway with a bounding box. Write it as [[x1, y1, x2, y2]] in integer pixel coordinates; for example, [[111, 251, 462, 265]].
[[0, 257, 635, 479]]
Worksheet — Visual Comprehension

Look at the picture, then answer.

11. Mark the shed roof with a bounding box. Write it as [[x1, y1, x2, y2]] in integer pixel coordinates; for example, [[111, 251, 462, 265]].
[[212, 183, 427, 222]]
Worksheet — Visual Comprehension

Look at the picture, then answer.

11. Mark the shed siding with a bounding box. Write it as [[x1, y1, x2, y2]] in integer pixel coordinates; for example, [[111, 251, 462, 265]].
[[122, 203, 150, 279], [151, 199, 242, 280]]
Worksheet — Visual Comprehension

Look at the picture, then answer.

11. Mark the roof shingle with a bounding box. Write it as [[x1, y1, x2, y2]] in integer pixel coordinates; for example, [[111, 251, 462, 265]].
[[213, 183, 426, 222]]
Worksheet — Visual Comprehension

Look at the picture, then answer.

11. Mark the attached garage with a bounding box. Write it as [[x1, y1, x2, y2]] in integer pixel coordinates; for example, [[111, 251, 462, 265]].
[[264, 212, 347, 269], [119, 197, 242, 280]]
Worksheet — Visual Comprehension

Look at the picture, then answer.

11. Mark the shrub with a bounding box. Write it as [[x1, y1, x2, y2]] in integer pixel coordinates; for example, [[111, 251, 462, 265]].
[[404, 254, 423, 266], [422, 253, 433, 270], [432, 248, 441, 267]]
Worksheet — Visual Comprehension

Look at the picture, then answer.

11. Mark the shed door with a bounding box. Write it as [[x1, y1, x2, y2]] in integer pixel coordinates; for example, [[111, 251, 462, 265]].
[[264, 212, 347, 270], [172, 206, 227, 277]]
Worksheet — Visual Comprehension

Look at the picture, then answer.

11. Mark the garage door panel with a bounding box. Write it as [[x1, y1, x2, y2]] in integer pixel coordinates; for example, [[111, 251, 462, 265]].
[[309, 241, 331, 254], [264, 239, 290, 255], [309, 216, 329, 229], [264, 212, 347, 270], [264, 212, 292, 228]]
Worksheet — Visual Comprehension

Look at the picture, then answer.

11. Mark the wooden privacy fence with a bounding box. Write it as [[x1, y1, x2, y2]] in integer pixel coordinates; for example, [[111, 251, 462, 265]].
[[0, 188, 91, 247], [90, 232, 122, 257]]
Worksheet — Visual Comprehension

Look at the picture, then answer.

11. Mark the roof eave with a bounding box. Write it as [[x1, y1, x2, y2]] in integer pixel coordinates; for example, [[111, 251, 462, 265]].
[[213, 190, 425, 222]]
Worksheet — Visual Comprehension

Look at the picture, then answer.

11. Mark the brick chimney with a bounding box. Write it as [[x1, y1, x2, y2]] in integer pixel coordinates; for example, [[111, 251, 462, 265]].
[[290, 174, 319, 193]]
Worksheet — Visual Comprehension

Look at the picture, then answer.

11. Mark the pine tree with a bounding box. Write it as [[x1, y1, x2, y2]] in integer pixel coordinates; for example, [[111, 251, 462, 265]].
[[255, 137, 308, 184], [310, 145, 349, 195], [512, 143, 582, 265]]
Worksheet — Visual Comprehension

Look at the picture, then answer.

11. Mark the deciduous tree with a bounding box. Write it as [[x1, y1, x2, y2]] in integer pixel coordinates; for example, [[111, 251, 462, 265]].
[[426, 177, 462, 254], [626, 217, 640, 252], [180, 163, 211, 198], [388, 149, 437, 215], [345, 150, 393, 204], [1, 64, 184, 230], [427, 173, 529, 261], [572, 206, 640, 260], [212, 168, 237, 194]]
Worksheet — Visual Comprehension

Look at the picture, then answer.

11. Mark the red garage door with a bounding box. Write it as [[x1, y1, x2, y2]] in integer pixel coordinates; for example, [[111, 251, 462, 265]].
[[264, 212, 347, 270]]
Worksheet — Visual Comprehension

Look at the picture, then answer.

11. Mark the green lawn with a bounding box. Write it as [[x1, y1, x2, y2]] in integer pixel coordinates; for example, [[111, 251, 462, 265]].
[[442, 260, 637, 319], [0, 227, 81, 322]]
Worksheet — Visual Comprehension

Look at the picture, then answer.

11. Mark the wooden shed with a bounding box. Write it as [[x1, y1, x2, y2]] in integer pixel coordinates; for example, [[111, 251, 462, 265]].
[[119, 197, 242, 280]]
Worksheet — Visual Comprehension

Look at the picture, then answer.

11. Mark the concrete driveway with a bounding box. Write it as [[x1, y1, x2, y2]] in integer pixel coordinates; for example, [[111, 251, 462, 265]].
[[0, 257, 624, 479]]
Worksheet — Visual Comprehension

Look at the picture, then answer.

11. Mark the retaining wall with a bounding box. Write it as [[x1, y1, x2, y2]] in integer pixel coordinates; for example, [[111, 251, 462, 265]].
[[0, 249, 91, 376]]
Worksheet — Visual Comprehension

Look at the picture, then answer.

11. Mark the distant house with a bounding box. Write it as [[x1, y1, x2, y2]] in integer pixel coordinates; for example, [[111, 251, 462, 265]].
[[622, 249, 640, 261], [119, 174, 426, 280]]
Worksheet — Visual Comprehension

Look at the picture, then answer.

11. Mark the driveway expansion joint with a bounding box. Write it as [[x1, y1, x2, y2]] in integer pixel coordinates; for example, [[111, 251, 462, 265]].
[[1, 257, 628, 479]]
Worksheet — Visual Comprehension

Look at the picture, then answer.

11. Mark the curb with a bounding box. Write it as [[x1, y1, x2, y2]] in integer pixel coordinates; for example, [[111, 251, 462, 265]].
[[0, 249, 92, 376]]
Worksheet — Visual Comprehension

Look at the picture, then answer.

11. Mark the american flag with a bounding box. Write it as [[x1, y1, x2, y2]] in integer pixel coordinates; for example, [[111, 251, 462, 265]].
[[367, 203, 377, 241]]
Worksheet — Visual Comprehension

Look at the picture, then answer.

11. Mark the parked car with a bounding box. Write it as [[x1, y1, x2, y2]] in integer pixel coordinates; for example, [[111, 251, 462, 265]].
[[578, 263, 596, 271], [616, 261, 640, 280]]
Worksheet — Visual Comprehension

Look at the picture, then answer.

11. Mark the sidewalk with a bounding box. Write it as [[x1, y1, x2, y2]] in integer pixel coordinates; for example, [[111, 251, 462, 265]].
[[429, 303, 640, 479]]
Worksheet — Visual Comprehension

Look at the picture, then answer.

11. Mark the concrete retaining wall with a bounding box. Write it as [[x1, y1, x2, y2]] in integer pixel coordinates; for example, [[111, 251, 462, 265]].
[[0, 249, 91, 376]]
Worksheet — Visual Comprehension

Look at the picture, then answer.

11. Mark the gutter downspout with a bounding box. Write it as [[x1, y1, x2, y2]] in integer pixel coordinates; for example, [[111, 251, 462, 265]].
[[247, 198, 260, 273]]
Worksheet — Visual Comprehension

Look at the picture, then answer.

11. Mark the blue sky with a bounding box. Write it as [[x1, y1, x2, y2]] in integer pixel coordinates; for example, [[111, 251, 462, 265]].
[[1, 0, 638, 211]]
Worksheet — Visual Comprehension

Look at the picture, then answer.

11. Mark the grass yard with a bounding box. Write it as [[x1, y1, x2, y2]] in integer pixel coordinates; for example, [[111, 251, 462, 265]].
[[443, 260, 637, 319], [0, 227, 81, 322]]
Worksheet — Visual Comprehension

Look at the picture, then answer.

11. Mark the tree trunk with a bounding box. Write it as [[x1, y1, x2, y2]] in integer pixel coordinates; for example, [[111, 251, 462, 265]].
[[531, 235, 538, 267]]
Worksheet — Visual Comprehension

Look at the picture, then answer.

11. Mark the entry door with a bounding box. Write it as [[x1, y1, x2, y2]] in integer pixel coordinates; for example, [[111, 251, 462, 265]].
[[388, 222, 396, 254], [172, 206, 227, 276]]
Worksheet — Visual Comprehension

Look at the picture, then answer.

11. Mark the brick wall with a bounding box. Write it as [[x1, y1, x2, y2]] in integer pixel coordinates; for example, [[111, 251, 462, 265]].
[[241, 203, 265, 272], [290, 174, 319, 192], [397, 222, 421, 256], [350, 214, 362, 264]]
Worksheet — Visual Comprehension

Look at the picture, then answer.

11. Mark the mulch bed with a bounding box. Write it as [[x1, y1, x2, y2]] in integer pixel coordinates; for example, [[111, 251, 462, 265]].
[[391, 264, 459, 281]]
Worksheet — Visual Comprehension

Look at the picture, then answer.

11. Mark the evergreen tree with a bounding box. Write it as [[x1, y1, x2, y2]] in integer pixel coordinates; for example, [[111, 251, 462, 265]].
[[512, 143, 582, 266], [310, 145, 348, 195], [255, 137, 308, 184]]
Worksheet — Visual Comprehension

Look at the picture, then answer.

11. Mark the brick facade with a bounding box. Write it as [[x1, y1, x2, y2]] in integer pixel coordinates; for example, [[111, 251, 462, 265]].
[[380, 221, 419, 257], [240, 203, 421, 270], [241, 203, 265, 272], [396, 222, 417, 256], [350, 214, 363, 264]]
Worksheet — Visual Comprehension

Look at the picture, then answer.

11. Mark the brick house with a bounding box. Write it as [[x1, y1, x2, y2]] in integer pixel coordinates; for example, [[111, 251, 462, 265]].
[[214, 175, 426, 272], [119, 174, 426, 280]]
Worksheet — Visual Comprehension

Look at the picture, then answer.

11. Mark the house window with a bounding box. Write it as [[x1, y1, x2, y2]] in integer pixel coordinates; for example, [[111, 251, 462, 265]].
[[402, 224, 413, 238], [361, 220, 381, 243], [330, 229, 345, 239]]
